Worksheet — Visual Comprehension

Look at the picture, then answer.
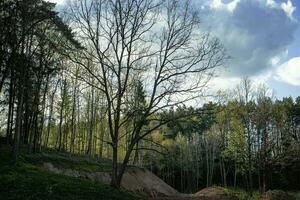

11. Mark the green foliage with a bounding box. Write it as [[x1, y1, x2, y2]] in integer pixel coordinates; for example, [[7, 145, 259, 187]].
[[223, 188, 260, 200], [222, 117, 247, 175], [288, 191, 300, 200], [148, 93, 300, 192], [163, 103, 217, 139], [0, 146, 142, 200]]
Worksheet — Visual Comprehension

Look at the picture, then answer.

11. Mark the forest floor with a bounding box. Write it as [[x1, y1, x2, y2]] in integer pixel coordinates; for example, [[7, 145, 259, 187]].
[[0, 145, 145, 200], [151, 188, 300, 200], [151, 187, 246, 200], [1, 145, 299, 200]]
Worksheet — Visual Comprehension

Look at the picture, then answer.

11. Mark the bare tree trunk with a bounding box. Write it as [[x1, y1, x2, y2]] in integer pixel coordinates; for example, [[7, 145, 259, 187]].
[[6, 71, 15, 145], [31, 76, 42, 153], [87, 86, 94, 155], [12, 86, 24, 163], [0, 65, 9, 94], [70, 79, 77, 153], [133, 142, 139, 165], [77, 91, 81, 153], [58, 84, 64, 151], [45, 81, 58, 148], [206, 141, 209, 187], [111, 143, 119, 187], [115, 144, 135, 187], [234, 157, 237, 188], [37, 77, 50, 152], [247, 130, 253, 194], [262, 128, 267, 193], [98, 103, 105, 159]]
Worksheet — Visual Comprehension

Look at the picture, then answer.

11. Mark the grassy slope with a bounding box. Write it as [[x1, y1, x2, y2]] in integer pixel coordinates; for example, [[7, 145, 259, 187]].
[[24, 150, 113, 172], [0, 146, 143, 200], [1, 145, 299, 200]]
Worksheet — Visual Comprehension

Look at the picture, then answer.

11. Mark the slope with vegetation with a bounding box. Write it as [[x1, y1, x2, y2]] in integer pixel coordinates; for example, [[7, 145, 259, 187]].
[[0, 145, 143, 200]]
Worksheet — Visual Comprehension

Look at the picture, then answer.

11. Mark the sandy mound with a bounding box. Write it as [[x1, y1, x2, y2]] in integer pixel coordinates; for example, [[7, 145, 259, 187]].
[[261, 190, 295, 200], [121, 167, 179, 197], [194, 186, 238, 200], [42, 162, 178, 197]]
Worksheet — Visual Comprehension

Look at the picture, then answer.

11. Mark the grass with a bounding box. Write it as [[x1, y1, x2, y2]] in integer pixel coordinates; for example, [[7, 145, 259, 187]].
[[289, 192, 300, 200], [0, 145, 144, 200], [224, 187, 300, 200], [223, 187, 260, 200], [2, 145, 299, 200], [24, 150, 113, 173]]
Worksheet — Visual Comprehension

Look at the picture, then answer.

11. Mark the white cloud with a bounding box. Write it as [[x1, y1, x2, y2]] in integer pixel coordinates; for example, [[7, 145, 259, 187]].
[[200, 0, 297, 77], [209, 71, 272, 93], [266, 0, 277, 8], [275, 57, 300, 86], [209, 76, 241, 91], [210, 0, 240, 12], [264, 0, 296, 19], [211, 0, 223, 9], [209, 0, 296, 19], [271, 56, 280, 66], [281, 0, 296, 19], [270, 50, 289, 66], [227, 0, 240, 12], [47, 0, 65, 5]]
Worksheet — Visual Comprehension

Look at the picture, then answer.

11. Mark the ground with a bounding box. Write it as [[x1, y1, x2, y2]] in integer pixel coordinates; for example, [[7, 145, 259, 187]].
[[0, 145, 143, 200], [1, 145, 299, 200]]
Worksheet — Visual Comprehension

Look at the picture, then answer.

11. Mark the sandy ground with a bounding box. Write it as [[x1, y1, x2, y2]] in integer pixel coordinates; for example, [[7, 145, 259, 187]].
[[41, 163, 240, 200], [42, 162, 178, 197]]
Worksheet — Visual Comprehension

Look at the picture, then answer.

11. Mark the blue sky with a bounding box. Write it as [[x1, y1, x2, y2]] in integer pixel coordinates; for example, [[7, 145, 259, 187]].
[[193, 0, 300, 100], [51, 0, 300, 100], [267, 0, 300, 99]]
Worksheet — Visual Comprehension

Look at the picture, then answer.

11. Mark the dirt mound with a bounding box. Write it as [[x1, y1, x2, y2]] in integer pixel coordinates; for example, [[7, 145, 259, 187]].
[[261, 190, 295, 200], [42, 162, 178, 197], [121, 167, 179, 197], [194, 186, 238, 200]]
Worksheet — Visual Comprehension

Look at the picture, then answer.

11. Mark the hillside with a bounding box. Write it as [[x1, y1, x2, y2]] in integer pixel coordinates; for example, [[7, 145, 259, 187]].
[[0, 145, 144, 200], [1, 145, 300, 200]]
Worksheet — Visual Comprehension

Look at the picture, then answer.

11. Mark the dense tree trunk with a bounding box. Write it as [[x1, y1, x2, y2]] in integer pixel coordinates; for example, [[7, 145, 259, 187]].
[[86, 86, 94, 155], [6, 71, 15, 145], [98, 108, 105, 159], [12, 84, 24, 163], [111, 143, 119, 187], [58, 82, 65, 151], [45, 81, 58, 148]]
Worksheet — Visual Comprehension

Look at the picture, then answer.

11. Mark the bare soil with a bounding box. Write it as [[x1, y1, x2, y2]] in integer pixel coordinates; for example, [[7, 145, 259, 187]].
[[40, 162, 259, 200], [41, 162, 178, 197], [194, 186, 238, 200]]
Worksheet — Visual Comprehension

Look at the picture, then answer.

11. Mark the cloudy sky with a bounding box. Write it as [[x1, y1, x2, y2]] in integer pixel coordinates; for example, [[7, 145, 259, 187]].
[[49, 0, 300, 99]]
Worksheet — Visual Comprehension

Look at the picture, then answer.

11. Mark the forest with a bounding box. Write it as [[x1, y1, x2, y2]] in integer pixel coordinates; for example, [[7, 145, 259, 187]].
[[0, 0, 299, 200]]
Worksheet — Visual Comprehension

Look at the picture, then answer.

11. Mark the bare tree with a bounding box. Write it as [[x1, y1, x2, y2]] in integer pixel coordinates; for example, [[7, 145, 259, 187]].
[[66, 0, 226, 187], [236, 77, 254, 194]]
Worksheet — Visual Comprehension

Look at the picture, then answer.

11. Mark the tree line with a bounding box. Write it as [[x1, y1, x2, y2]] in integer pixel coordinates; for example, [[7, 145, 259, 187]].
[[138, 79, 300, 194], [0, 0, 80, 158], [0, 0, 225, 188]]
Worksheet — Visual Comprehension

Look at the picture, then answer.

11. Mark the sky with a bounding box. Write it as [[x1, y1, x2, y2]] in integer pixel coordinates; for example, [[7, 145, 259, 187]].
[[49, 0, 300, 99]]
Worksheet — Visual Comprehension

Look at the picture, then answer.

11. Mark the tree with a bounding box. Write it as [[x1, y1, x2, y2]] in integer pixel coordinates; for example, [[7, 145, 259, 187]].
[[0, 0, 79, 162], [236, 77, 255, 194], [255, 84, 273, 193], [222, 117, 247, 188], [66, 0, 226, 187]]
